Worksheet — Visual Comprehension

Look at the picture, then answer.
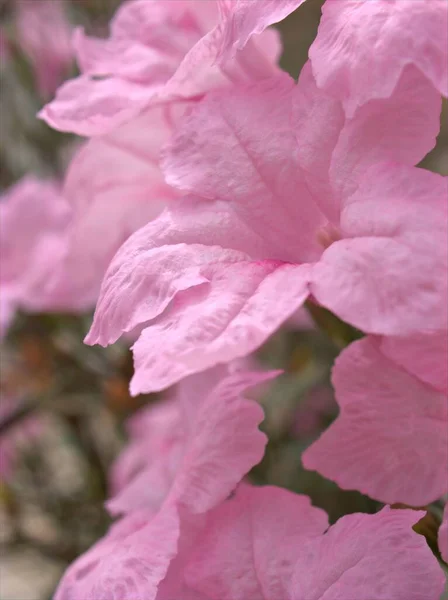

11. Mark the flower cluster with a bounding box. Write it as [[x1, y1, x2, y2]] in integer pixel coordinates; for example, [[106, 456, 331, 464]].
[[1, 0, 447, 597]]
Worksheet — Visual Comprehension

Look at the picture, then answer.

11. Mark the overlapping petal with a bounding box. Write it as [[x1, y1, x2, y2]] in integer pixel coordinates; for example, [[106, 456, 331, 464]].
[[217, 0, 306, 60], [185, 483, 328, 600], [58, 108, 177, 305], [54, 507, 180, 600], [290, 507, 444, 600], [310, 0, 448, 116], [311, 163, 448, 335], [303, 336, 448, 505], [56, 367, 276, 599], [39, 0, 282, 136]]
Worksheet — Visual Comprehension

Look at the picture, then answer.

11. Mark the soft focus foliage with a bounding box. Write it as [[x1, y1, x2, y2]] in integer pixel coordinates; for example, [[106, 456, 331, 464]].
[[1, 0, 447, 598]]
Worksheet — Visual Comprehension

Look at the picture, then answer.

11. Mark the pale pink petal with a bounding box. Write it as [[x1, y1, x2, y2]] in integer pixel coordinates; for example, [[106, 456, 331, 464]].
[[440, 504, 448, 563], [329, 65, 441, 200], [290, 507, 445, 600], [73, 27, 179, 84], [380, 333, 448, 394], [0, 176, 76, 312], [59, 109, 176, 304], [291, 62, 345, 223], [167, 371, 277, 513], [185, 483, 328, 600], [303, 337, 448, 505], [109, 398, 182, 497], [311, 164, 448, 335], [129, 260, 309, 394], [54, 506, 179, 600], [310, 0, 448, 117], [85, 196, 286, 347], [38, 75, 159, 136], [41, 0, 282, 136], [163, 75, 327, 263], [217, 0, 305, 60]]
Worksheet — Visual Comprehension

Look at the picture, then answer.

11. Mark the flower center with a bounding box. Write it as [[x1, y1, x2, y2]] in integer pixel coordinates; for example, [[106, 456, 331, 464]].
[[316, 223, 342, 249]]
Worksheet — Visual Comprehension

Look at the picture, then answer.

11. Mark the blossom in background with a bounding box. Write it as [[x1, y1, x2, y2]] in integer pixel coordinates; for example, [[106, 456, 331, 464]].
[[0, 177, 74, 329], [54, 367, 278, 599], [303, 334, 448, 506], [15, 0, 73, 99], [39, 0, 285, 136], [86, 62, 445, 394]]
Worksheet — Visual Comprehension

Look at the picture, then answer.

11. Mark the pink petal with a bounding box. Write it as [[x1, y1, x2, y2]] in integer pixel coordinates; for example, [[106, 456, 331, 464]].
[[185, 483, 328, 600], [86, 197, 309, 393], [129, 260, 309, 394], [167, 370, 277, 513], [38, 75, 160, 136], [16, 0, 73, 98], [290, 507, 445, 600], [163, 75, 327, 263], [303, 337, 448, 505], [311, 163, 448, 335], [54, 506, 179, 600], [291, 62, 345, 224], [329, 65, 441, 200], [380, 333, 448, 394], [108, 367, 277, 516], [440, 504, 448, 564], [217, 0, 305, 60], [310, 0, 448, 117], [0, 176, 77, 312]]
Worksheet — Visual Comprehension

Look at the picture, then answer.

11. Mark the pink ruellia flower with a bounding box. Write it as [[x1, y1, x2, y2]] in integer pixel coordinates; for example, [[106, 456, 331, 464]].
[[303, 334, 448, 506], [309, 0, 448, 117], [15, 0, 73, 98], [55, 368, 278, 600], [0, 177, 74, 325], [86, 62, 445, 394], [440, 504, 448, 563], [39, 0, 284, 137]]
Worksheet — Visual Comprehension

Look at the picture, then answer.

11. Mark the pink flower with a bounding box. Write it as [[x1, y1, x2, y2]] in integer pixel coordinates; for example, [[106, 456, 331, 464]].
[[15, 0, 73, 98], [55, 367, 278, 600], [309, 0, 448, 117], [39, 0, 282, 136], [0, 177, 74, 322], [303, 334, 448, 506], [86, 64, 445, 394]]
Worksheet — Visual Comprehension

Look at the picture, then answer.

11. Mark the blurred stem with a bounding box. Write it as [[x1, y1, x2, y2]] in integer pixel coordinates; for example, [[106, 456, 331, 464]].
[[0, 402, 37, 435], [305, 301, 364, 349]]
